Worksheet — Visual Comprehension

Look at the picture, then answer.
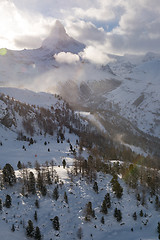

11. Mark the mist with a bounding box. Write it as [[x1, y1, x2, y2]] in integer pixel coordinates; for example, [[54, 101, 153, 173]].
[[0, 52, 116, 99]]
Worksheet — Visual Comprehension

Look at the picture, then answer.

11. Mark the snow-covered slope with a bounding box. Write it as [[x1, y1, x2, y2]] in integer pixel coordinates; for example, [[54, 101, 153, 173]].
[[0, 87, 160, 240], [104, 53, 160, 138], [0, 87, 60, 108], [0, 87, 89, 168]]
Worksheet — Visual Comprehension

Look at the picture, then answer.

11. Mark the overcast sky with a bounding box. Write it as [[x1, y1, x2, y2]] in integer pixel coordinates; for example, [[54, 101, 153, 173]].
[[0, 0, 160, 55]]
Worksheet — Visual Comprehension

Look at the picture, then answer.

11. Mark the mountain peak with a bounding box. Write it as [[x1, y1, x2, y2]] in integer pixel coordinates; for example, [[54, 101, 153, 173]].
[[42, 20, 85, 54], [48, 20, 67, 40]]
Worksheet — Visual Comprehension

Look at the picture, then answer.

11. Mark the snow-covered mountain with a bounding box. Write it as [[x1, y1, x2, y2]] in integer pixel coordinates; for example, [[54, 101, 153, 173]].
[[42, 20, 85, 53], [0, 21, 159, 145], [0, 20, 160, 240]]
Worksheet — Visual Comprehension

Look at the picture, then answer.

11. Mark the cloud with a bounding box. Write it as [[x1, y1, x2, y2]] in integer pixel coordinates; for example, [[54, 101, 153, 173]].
[[0, 0, 56, 49], [14, 36, 42, 49], [106, 0, 160, 54], [54, 52, 80, 64], [80, 46, 114, 65], [66, 20, 106, 44], [0, 0, 160, 55]]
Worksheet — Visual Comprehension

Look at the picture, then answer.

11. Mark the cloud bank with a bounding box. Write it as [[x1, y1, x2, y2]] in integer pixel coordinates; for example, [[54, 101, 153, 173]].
[[0, 0, 159, 55]]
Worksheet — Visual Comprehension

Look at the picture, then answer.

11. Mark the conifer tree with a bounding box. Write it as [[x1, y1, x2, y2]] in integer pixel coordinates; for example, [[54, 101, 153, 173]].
[[101, 216, 105, 224], [28, 172, 36, 194], [101, 200, 108, 214], [62, 159, 66, 169], [117, 210, 122, 222], [104, 193, 111, 208], [46, 170, 52, 185], [35, 226, 41, 240], [64, 192, 68, 204], [53, 187, 59, 201], [157, 222, 160, 239], [41, 185, 47, 196], [136, 193, 141, 202], [53, 216, 60, 230], [35, 199, 39, 209], [5, 194, 12, 208], [155, 195, 159, 210], [133, 212, 137, 221], [114, 208, 118, 218], [17, 161, 22, 169], [93, 181, 98, 193], [114, 208, 122, 222], [3, 163, 16, 186], [37, 172, 43, 191], [85, 202, 95, 221], [26, 220, 34, 237], [11, 224, 15, 232], [139, 210, 143, 217], [0, 199, 2, 211], [34, 210, 38, 222]]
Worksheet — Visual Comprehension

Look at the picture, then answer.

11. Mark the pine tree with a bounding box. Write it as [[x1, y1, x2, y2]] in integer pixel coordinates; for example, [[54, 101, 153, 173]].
[[104, 193, 111, 208], [64, 192, 68, 204], [34, 211, 38, 222], [155, 195, 159, 210], [157, 222, 160, 233], [35, 199, 39, 208], [37, 172, 43, 191], [5, 194, 12, 208], [112, 179, 123, 199], [136, 193, 141, 202], [35, 226, 41, 240], [35, 161, 40, 171], [30, 138, 34, 145], [0, 199, 2, 211], [114, 208, 118, 218], [53, 187, 59, 201], [101, 200, 108, 214], [41, 185, 47, 196], [17, 161, 22, 169], [139, 210, 143, 217], [28, 172, 36, 194], [26, 220, 34, 237], [53, 216, 60, 230], [114, 208, 122, 222], [62, 159, 66, 169], [85, 202, 95, 221], [46, 170, 52, 185], [117, 210, 122, 222], [3, 163, 16, 186], [11, 224, 15, 232], [133, 212, 137, 221], [157, 222, 160, 239], [101, 216, 105, 224], [93, 181, 98, 193]]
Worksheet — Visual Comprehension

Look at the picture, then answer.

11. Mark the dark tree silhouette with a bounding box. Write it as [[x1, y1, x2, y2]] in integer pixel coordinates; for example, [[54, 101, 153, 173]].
[[3, 164, 16, 186]]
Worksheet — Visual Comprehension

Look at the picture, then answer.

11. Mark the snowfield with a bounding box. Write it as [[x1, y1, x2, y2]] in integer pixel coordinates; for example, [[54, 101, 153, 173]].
[[0, 87, 159, 240]]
